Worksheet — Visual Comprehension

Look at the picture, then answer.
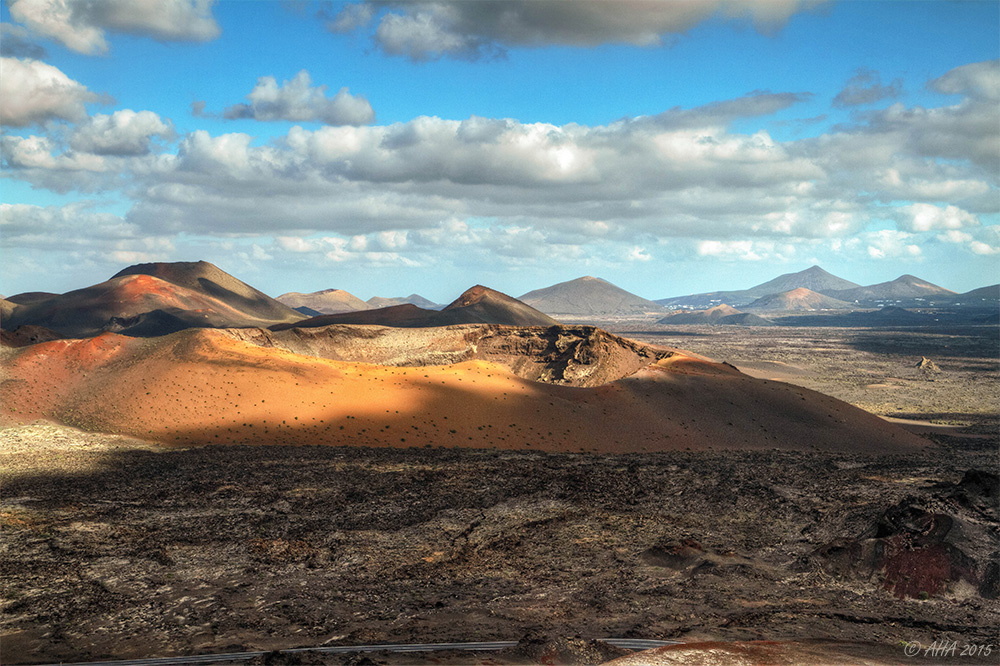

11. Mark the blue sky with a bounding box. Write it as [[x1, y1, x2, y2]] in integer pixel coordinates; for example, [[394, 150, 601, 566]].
[[1, 0, 998, 302]]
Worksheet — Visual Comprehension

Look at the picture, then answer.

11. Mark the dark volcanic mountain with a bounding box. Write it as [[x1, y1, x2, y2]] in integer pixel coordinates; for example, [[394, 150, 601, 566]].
[[768, 305, 971, 328], [7, 261, 304, 337], [855, 306, 936, 325], [657, 266, 860, 309], [112, 261, 302, 324], [276, 289, 372, 315], [272, 285, 559, 330], [440, 285, 561, 325], [519, 276, 663, 316], [744, 288, 854, 312], [957, 284, 1000, 303], [827, 275, 956, 304], [743, 265, 860, 296]]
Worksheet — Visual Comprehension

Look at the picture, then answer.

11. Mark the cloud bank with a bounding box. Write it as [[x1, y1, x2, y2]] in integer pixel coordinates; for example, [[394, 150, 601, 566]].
[[328, 0, 824, 61], [3, 60, 998, 283]]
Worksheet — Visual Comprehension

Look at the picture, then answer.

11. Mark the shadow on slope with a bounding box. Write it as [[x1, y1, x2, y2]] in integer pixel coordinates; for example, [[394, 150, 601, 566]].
[[1, 328, 928, 455]]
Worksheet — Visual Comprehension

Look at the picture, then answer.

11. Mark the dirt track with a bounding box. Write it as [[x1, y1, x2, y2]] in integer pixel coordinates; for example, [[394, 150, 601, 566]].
[[2, 424, 996, 665]]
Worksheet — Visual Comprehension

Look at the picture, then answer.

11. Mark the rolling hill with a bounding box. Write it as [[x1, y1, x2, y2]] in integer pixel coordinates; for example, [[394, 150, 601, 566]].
[[366, 294, 441, 310], [715, 312, 776, 326], [744, 288, 855, 312], [276, 288, 372, 315], [658, 305, 774, 326], [658, 304, 739, 324], [519, 276, 663, 316], [5, 292, 59, 306], [956, 284, 1000, 303]]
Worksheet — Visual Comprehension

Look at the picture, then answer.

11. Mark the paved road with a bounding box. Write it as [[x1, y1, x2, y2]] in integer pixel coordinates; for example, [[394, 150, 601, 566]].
[[26, 638, 683, 666]]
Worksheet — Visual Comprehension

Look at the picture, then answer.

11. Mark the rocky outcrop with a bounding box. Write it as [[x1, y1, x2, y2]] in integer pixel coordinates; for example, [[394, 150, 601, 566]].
[[226, 323, 677, 388], [814, 469, 998, 599]]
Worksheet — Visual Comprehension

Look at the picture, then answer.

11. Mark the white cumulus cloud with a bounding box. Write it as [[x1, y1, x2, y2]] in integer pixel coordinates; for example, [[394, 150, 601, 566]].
[[860, 230, 923, 259], [898, 203, 979, 232], [70, 110, 173, 155], [221, 70, 374, 126], [8, 0, 221, 55], [0, 57, 104, 126]]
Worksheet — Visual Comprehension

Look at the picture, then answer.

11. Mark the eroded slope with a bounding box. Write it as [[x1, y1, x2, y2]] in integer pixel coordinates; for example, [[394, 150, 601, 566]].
[[0, 326, 925, 454], [227, 324, 676, 388]]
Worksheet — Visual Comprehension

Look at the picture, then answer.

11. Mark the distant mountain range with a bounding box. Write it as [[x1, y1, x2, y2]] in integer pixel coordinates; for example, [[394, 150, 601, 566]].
[[656, 266, 860, 309], [275, 290, 443, 315], [656, 265, 985, 310], [518, 276, 662, 316], [3, 263, 556, 339], [276, 288, 372, 315], [823, 274, 955, 303], [3, 262, 996, 343], [959, 284, 1000, 303], [272, 285, 558, 330]]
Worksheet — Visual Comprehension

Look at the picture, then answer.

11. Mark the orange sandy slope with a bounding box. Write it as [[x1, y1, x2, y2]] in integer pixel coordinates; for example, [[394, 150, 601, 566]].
[[0, 329, 926, 454]]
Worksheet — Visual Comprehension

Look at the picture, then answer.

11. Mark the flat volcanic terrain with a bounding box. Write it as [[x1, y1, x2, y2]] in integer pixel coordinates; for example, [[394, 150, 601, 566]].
[[609, 322, 999, 434], [1, 424, 996, 664]]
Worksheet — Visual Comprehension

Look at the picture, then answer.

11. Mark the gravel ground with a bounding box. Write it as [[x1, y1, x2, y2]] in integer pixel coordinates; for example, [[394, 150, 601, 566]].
[[2, 423, 997, 665]]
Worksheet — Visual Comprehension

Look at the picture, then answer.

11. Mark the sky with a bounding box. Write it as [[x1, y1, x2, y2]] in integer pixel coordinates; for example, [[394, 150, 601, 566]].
[[1, 0, 998, 303]]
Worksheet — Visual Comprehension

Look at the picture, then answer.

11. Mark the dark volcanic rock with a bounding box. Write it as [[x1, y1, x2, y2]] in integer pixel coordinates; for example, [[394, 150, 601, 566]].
[[814, 471, 999, 599], [0, 324, 63, 347], [501, 630, 630, 665], [103, 308, 215, 337], [3, 431, 997, 664], [239, 323, 671, 388]]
